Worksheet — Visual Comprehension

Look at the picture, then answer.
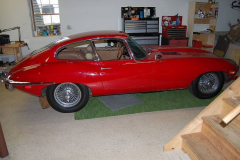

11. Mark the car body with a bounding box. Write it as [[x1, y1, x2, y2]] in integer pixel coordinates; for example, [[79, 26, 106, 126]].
[[1, 30, 238, 112]]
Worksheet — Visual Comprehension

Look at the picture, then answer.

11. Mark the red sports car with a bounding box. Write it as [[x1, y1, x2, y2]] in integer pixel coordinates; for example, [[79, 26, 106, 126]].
[[1, 31, 238, 112]]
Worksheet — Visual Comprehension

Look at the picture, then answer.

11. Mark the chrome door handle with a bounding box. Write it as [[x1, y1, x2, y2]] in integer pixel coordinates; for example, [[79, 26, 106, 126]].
[[101, 67, 111, 70]]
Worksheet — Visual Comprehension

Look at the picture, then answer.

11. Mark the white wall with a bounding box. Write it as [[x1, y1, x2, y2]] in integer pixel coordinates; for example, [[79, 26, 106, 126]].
[[217, 0, 240, 31], [0, 0, 239, 55]]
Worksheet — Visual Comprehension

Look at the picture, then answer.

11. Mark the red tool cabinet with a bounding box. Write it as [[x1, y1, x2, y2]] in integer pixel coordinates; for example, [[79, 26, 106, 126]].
[[161, 37, 189, 46], [161, 16, 188, 47], [162, 26, 187, 38]]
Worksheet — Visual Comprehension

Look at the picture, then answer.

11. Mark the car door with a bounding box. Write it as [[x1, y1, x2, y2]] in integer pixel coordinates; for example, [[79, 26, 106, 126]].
[[93, 38, 154, 89], [98, 59, 154, 89]]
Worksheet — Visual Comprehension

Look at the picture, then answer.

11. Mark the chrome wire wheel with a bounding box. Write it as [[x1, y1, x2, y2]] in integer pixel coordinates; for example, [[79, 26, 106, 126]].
[[54, 83, 81, 108], [198, 72, 220, 95]]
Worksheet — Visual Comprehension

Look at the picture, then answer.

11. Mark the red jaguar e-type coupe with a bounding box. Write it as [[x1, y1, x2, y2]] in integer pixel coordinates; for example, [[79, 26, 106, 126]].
[[1, 31, 238, 112]]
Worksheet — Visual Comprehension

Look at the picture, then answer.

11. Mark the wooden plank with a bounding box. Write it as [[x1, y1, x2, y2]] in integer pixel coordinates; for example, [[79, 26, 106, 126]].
[[1, 48, 16, 55], [18, 46, 23, 59], [0, 66, 14, 70], [222, 96, 240, 108], [39, 96, 51, 109], [1, 44, 24, 47], [201, 47, 213, 52], [182, 133, 226, 160], [202, 115, 240, 159], [202, 115, 240, 152], [0, 122, 9, 158], [222, 104, 240, 124], [194, 18, 210, 24], [164, 77, 240, 151], [187, 1, 196, 46], [182, 138, 199, 160]]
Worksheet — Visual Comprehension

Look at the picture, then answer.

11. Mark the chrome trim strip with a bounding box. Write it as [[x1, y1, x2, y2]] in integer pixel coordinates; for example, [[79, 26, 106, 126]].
[[1, 72, 54, 86], [6, 81, 54, 86]]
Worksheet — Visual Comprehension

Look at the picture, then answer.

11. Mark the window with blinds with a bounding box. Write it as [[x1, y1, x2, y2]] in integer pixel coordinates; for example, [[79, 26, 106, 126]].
[[30, 0, 61, 36]]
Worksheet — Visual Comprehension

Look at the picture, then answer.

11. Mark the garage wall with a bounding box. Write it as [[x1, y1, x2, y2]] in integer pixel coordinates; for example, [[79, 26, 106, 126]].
[[0, 0, 239, 54]]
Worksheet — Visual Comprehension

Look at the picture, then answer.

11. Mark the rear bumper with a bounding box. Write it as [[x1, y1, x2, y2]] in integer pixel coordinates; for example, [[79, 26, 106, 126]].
[[1, 71, 54, 90], [0, 71, 15, 90], [5, 83, 15, 90], [0, 71, 8, 83]]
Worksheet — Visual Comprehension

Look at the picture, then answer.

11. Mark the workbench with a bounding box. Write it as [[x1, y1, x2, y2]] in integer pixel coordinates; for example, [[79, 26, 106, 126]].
[[0, 43, 24, 70]]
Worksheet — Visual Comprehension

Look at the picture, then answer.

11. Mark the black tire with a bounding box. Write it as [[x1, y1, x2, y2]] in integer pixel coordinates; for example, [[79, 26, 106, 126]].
[[189, 72, 224, 99], [46, 83, 89, 113]]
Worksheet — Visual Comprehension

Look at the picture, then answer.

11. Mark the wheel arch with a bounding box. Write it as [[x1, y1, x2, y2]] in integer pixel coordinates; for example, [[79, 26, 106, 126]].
[[188, 71, 224, 99], [45, 82, 90, 113], [188, 70, 228, 87], [221, 71, 230, 83], [41, 82, 93, 97]]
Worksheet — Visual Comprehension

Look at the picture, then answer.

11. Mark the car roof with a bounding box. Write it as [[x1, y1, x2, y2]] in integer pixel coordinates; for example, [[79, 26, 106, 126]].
[[55, 30, 129, 46]]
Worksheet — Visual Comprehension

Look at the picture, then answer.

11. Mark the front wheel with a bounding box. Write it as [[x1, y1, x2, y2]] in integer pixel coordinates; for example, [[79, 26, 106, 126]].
[[46, 83, 89, 113], [189, 72, 224, 99]]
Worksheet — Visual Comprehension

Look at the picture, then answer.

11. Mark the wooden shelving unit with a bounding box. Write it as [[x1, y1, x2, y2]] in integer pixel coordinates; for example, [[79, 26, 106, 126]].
[[188, 2, 219, 52]]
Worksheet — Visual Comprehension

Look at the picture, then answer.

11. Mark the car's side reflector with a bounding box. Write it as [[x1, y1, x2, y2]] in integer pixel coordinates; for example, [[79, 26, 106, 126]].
[[24, 85, 32, 89]]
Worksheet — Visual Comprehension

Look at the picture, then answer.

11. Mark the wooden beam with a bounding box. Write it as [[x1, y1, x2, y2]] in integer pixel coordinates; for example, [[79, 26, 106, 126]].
[[0, 122, 9, 158]]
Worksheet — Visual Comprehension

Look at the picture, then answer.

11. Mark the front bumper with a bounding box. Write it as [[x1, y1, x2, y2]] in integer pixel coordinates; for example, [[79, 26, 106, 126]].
[[225, 59, 239, 80]]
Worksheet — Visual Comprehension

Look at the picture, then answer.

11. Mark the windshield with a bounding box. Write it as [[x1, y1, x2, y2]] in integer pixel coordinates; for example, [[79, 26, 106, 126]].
[[29, 42, 56, 56], [126, 37, 147, 60]]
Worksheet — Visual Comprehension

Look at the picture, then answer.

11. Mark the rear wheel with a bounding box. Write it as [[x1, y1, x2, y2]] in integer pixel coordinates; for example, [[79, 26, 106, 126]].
[[46, 83, 89, 113], [189, 72, 224, 99]]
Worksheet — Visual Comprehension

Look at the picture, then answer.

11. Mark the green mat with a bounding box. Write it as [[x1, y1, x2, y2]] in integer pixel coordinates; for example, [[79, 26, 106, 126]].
[[75, 89, 219, 120]]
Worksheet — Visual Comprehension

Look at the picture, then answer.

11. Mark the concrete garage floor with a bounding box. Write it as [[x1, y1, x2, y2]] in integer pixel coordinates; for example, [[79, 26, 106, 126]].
[[0, 81, 234, 160]]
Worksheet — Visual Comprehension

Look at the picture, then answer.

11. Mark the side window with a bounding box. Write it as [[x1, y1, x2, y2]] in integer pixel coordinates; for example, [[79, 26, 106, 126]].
[[57, 41, 96, 60], [93, 39, 131, 61]]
